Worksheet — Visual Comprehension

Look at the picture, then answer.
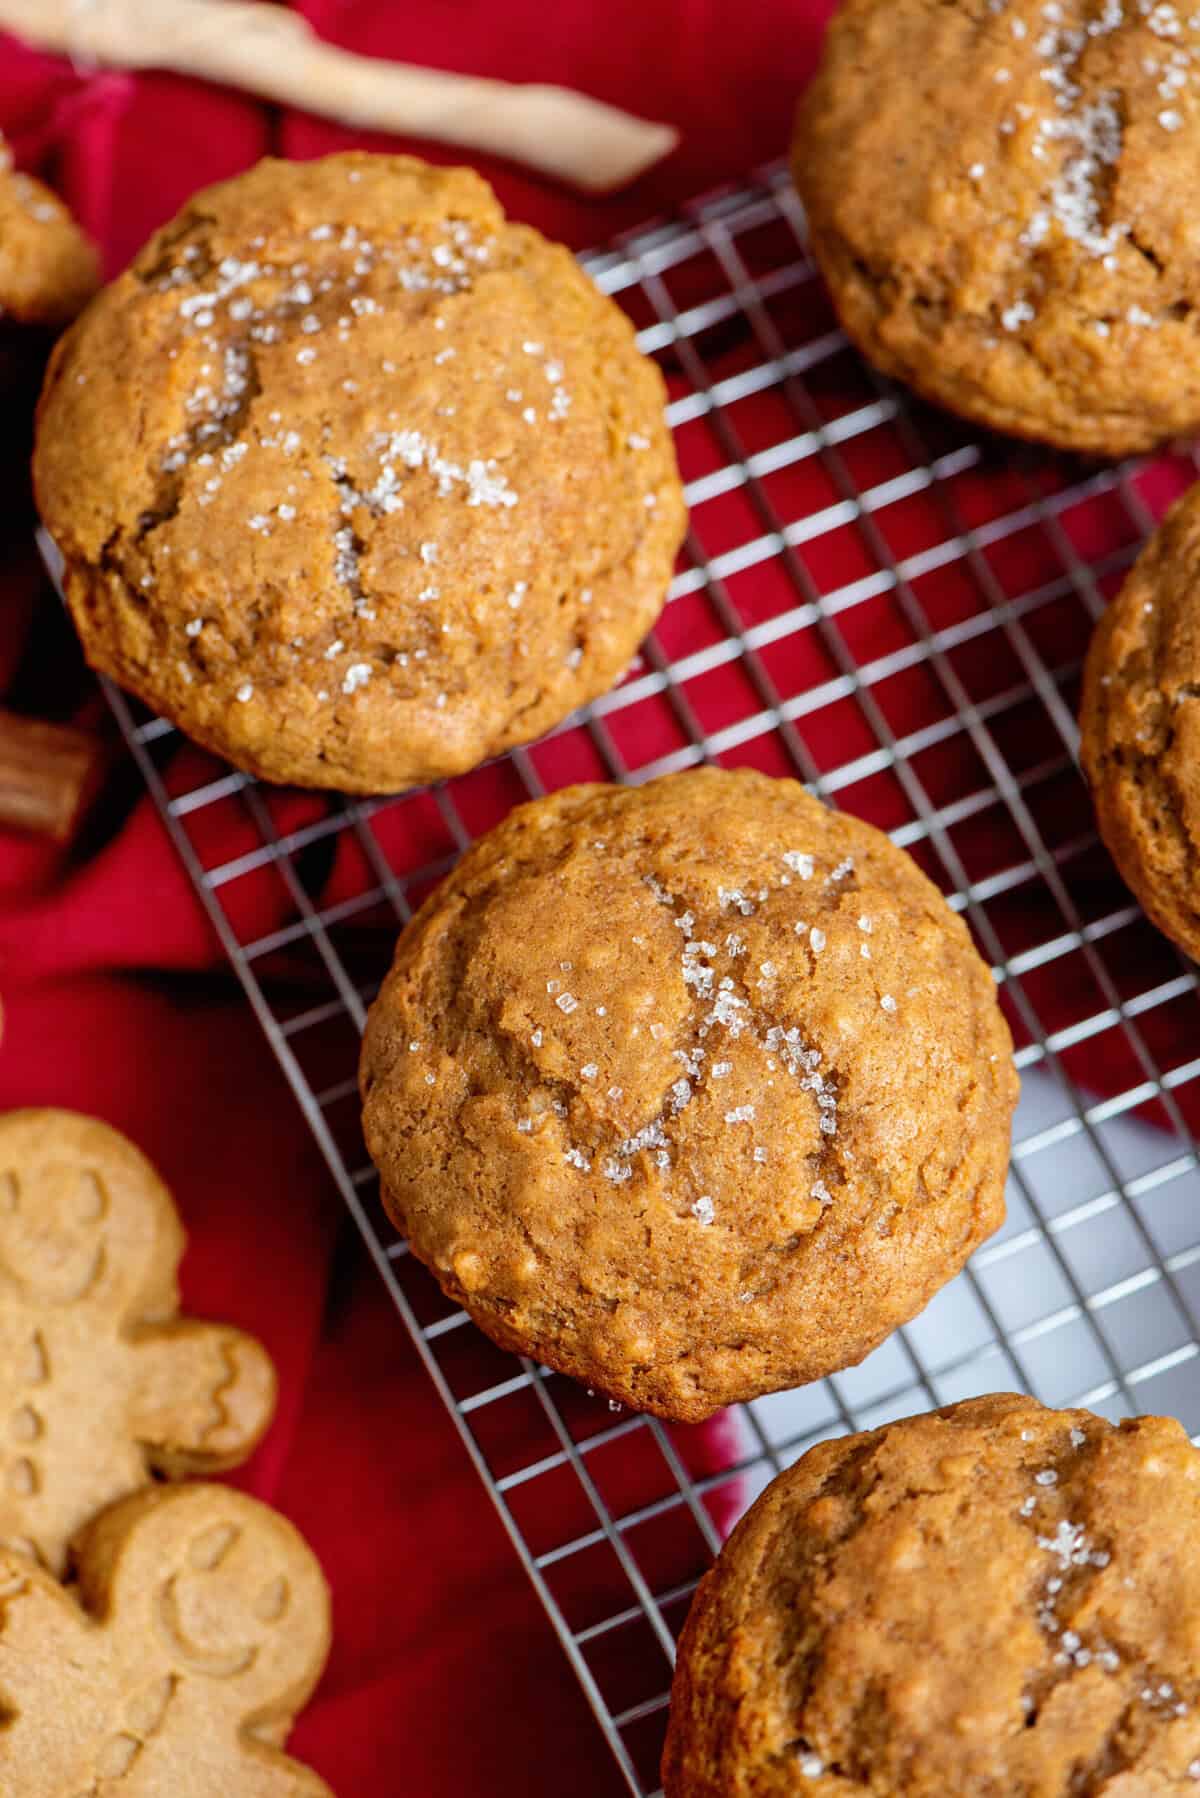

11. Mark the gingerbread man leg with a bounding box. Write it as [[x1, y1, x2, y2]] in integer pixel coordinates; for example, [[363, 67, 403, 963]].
[[200, 1736, 337, 1798]]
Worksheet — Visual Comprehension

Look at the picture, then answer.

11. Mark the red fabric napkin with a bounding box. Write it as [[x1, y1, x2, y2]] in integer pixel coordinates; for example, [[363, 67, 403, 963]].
[[0, 6, 826, 1793]]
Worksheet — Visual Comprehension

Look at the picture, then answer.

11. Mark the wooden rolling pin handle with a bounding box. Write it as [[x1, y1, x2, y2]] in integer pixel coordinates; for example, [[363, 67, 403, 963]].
[[0, 708, 102, 839], [0, 0, 677, 192]]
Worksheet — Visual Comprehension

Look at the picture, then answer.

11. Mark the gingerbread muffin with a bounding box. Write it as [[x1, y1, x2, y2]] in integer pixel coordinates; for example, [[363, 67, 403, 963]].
[[0, 138, 98, 333], [1080, 488, 1200, 961], [359, 768, 1017, 1422], [33, 152, 684, 793], [793, 0, 1200, 456], [663, 1394, 1200, 1796]]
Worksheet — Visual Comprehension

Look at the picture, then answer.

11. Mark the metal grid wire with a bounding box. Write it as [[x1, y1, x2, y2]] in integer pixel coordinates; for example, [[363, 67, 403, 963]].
[[54, 162, 1200, 1795]]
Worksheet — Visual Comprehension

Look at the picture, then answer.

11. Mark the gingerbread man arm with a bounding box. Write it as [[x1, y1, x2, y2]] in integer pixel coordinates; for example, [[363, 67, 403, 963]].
[[0, 1552, 104, 1782], [126, 1321, 277, 1475], [0, 1551, 83, 1681], [233, 1736, 337, 1798]]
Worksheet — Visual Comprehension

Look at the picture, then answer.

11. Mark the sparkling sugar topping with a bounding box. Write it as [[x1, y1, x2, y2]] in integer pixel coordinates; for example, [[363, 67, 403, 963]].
[[12, 172, 62, 224], [1032, 1516, 1118, 1669], [544, 855, 865, 1195], [1027, 91, 1125, 258], [368, 430, 519, 509], [984, 0, 1199, 332], [149, 209, 580, 706], [1016, 1439, 1122, 1686]]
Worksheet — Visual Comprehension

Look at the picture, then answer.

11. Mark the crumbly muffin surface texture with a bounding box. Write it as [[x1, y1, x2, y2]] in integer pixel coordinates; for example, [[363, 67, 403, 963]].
[[360, 769, 1017, 1420], [34, 153, 684, 791], [663, 1394, 1200, 1796], [0, 142, 98, 329], [793, 0, 1200, 453], [1080, 488, 1200, 960]]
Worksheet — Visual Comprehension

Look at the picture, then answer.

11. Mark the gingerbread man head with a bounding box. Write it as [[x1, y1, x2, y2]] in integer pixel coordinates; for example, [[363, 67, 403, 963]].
[[0, 1110, 277, 1572], [0, 1482, 332, 1795]]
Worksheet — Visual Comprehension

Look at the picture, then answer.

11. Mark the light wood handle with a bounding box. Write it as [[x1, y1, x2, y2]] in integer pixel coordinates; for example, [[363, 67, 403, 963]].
[[0, 0, 678, 192]]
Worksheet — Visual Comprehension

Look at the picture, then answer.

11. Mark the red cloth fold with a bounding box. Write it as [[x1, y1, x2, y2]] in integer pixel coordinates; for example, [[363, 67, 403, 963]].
[[0, 7, 822, 1792]]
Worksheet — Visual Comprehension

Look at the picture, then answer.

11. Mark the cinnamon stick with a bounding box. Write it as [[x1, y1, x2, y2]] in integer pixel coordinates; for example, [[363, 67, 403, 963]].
[[0, 708, 102, 839], [0, 0, 678, 193]]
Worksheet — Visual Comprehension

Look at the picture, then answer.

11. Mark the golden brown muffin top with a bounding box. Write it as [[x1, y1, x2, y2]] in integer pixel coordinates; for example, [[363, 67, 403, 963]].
[[360, 768, 1017, 1420], [34, 152, 683, 792], [0, 140, 98, 330], [1080, 488, 1200, 959], [664, 1394, 1200, 1796], [794, 0, 1200, 454]]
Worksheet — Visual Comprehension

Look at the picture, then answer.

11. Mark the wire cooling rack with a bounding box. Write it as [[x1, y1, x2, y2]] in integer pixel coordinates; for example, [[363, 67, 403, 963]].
[[48, 161, 1200, 1795]]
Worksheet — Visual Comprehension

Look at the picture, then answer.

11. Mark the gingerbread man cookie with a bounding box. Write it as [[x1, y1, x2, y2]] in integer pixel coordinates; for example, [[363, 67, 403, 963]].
[[0, 1109, 277, 1573], [0, 1481, 332, 1794]]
